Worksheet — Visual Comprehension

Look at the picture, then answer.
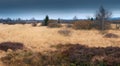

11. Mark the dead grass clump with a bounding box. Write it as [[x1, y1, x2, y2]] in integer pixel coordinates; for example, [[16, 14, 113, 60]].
[[0, 42, 24, 51], [48, 23, 62, 28], [103, 33, 119, 38], [58, 29, 72, 36]]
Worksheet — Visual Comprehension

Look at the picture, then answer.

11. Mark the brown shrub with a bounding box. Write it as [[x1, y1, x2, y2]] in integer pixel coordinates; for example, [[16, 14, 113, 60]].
[[0, 42, 24, 51], [1, 49, 69, 66], [48, 23, 62, 28], [1, 50, 44, 66], [52, 44, 120, 66], [1, 43, 120, 66], [103, 33, 119, 38], [72, 20, 94, 29]]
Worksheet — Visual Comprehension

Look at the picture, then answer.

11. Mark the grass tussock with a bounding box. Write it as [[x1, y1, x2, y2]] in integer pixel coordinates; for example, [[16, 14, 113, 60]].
[[103, 33, 119, 38], [58, 29, 72, 36]]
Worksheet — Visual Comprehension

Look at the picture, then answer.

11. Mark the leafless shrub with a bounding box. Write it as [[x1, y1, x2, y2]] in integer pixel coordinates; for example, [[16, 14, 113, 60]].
[[95, 6, 112, 30]]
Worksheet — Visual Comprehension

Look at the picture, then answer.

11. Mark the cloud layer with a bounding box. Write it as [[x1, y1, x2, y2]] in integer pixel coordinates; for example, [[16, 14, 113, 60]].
[[0, 0, 119, 19]]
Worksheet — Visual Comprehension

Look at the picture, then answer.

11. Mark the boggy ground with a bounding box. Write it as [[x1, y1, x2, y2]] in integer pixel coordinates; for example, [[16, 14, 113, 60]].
[[0, 24, 119, 66]]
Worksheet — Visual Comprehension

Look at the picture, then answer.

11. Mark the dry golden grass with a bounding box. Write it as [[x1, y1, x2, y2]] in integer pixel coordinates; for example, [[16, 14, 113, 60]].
[[0, 24, 120, 52], [0, 23, 120, 66]]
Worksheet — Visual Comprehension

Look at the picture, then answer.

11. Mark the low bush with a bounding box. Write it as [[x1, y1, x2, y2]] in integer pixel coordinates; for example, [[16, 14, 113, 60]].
[[0, 42, 24, 51], [48, 23, 62, 28], [72, 20, 94, 30], [1, 49, 69, 66], [51, 44, 120, 66], [1, 50, 43, 66], [1, 44, 120, 66]]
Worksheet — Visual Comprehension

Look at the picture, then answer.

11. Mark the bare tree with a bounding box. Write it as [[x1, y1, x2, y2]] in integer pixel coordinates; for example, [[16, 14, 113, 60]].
[[95, 6, 112, 30]]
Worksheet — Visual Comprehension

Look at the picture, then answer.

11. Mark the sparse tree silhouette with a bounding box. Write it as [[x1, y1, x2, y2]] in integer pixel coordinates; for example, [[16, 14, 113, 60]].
[[6, 18, 12, 22], [17, 18, 21, 21], [58, 18, 60, 23], [87, 17, 94, 21], [90, 17, 94, 21], [73, 16, 78, 21], [4, 18, 12, 24], [43, 15, 49, 26], [95, 6, 112, 30]]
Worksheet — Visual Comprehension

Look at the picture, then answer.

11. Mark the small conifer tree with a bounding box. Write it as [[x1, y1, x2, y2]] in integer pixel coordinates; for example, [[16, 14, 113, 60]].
[[43, 15, 49, 26]]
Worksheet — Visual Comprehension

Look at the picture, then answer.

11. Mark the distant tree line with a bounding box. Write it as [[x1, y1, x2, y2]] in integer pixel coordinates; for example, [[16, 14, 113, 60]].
[[0, 18, 40, 24], [1, 6, 119, 30]]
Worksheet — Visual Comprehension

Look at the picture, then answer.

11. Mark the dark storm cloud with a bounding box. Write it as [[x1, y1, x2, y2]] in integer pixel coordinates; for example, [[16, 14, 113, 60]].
[[0, 0, 119, 19], [0, 0, 119, 10]]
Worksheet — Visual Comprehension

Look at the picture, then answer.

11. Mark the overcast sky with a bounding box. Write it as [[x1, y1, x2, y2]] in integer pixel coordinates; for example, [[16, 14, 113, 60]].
[[0, 0, 120, 19]]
